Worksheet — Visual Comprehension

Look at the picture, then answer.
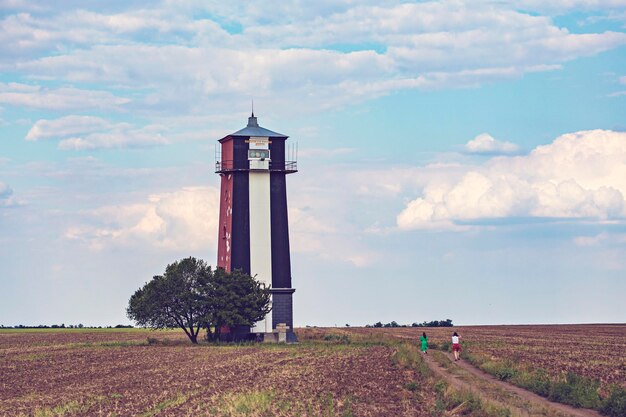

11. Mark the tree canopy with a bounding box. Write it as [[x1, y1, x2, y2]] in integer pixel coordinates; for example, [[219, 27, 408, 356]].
[[206, 268, 272, 341], [127, 257, 271, 343]]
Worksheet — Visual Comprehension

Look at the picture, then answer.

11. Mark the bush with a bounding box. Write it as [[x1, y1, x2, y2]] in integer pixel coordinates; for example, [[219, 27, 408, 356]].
[[512, 369, 551, 397], [600, 385, 626, 417], [548, 372, 600, 409], [323, 334, 351, 344], [482, 360, 518, 382]]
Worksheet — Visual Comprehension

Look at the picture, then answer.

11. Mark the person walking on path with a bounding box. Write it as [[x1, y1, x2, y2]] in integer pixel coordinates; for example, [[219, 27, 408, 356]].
[[420, 332, 428, 354], [452, 332, 461, 361]]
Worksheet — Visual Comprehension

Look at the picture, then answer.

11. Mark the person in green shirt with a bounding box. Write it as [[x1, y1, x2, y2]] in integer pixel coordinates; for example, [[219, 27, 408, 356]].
[[420, 332, 428, 354]]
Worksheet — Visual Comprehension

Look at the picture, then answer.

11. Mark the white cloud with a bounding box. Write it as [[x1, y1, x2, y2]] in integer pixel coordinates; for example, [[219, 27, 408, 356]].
[[464, 133, 520, 155], [58, 124, 169, 150], [25, 115, 112, 141], [506, 0, 626, 13], [288, 205, 379, 267], [0, 83, 130, 111], [397, 130, 626, 230], [24, 115, 170, 150], [288, 206, 335, 253], [348, 163, 469, 198], [1, 2, 624, 115], [65, 186, 220, 251], [0, 181, 20, 207], [574, 232, 626, 247], [62, 177, 377, 266], [574, 232, 609, 246], [620, 75, 626, 84]]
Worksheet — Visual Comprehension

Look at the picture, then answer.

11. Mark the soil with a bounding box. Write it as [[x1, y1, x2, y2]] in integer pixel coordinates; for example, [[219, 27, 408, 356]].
[[0, 329, 432, 416], [339, 324, 626, 390], [422, 350, 602, 417]]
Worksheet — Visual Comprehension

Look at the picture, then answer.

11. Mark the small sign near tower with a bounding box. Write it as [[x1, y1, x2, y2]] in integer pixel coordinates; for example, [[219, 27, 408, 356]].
[[215, 113, 298, 342]]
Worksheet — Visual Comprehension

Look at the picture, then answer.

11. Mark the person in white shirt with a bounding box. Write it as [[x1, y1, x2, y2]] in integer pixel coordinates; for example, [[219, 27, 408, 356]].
[[452, 332, 461, 361]]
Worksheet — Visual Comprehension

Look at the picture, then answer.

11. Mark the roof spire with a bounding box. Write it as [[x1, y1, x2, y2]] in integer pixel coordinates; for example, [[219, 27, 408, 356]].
[[247, 100, 259, 127]]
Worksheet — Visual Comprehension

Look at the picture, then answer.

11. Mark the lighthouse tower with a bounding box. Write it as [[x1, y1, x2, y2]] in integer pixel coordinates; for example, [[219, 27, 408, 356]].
[[215, 113, 297, 342]]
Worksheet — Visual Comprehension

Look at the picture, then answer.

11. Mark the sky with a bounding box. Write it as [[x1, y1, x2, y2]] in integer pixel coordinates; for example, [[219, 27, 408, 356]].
[[1, 0, 626, 327]]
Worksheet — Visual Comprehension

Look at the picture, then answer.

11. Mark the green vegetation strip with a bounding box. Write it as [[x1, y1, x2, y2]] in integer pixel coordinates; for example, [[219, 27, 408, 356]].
[[455, 345, 626, 417], [391, 341, 512, 417]]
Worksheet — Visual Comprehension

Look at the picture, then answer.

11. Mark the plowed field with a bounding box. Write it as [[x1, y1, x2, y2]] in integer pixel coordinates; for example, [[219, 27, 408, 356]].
[[2, 325, 622, 416], [330, 324, 626, 390], [0, 329, 432, 417]]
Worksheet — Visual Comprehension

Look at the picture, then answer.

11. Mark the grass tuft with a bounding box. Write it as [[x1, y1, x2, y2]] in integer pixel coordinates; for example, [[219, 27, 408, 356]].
[[33, 400, 82, 417], [432, 382, 511, 417], [14, 353, 47, 361], [323, 334, 351, 344], [140, 392, 190, 417], [599, 385, 626, 417], [548, 372, 600, 408], [391, 342, 431, 378], [404, 381, 419, 392], [26, 396, 108, 417], [481, 360, 518, 382]]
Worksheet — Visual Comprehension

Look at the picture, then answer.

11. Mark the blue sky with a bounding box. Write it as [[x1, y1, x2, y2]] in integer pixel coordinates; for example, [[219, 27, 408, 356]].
[[1, 0, 626, 326]]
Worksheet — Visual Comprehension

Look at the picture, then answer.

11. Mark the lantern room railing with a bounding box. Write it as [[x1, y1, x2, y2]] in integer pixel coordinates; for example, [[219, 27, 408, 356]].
[[214, 142, 298, 174], [215, 159, 297, 173]]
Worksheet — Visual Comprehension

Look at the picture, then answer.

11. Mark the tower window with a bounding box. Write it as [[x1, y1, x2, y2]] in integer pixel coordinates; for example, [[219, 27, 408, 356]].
[[248, 149, 270, 160]]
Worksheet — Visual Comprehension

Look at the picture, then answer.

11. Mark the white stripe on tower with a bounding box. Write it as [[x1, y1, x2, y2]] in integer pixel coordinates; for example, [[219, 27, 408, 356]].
[[249, 169, 273, 333]]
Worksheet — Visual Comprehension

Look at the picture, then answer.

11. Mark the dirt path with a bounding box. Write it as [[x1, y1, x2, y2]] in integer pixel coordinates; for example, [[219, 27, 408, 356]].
[[422, 350, 602, 417]]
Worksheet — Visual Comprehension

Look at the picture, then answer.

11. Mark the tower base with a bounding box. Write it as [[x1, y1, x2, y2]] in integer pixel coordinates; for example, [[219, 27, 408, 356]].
[[271, 288, 295, 332], [257, 331, 298, 343], [217, 325, 255, 342]]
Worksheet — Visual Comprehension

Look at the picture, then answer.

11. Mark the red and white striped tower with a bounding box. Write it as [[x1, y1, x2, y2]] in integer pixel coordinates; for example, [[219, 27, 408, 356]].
[[215, 113, 297, 341]]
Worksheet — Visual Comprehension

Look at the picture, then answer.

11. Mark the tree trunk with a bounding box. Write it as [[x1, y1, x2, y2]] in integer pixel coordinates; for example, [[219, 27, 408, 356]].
[[189, 333, 198, 344]]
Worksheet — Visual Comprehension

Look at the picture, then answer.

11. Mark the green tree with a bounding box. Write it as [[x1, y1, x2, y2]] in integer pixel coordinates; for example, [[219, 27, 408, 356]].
[[127, 257, 211, 343], [206, 268, 272, 341], [127, 257, 271, 344]]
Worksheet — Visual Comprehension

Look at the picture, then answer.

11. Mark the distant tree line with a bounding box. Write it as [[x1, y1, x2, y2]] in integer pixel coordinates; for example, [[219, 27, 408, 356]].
[[365, 319, 453, 328], [0, 324, 134, 329]]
